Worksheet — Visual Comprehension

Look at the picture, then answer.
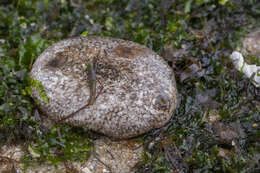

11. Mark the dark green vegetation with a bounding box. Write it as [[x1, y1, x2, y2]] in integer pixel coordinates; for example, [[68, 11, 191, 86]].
[[0, 0, 259, 172]]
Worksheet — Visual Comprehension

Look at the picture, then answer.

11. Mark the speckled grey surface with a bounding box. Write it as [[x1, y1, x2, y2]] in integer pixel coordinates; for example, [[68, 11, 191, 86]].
[[30, 36, 178, 139], [242, 28, 260, 58]]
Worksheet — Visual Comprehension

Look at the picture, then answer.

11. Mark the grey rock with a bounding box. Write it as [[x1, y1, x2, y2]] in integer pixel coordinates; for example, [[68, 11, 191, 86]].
[[242, 28, 260, 59], [30, 36, 178, 139], [0, 138, 143, 173], [85, 137, 143, 173]]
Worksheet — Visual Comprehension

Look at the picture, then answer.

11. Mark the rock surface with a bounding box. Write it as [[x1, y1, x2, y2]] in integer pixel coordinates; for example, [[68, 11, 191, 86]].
[[30, 36, 178, 139], [85, 137, 143, 173], [242, 28, 260, 58], [0, 138, 143, 173]]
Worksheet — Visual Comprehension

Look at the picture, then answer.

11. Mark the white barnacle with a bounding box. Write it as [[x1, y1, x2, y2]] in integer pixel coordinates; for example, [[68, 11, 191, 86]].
[[230, 51, 260, 87]]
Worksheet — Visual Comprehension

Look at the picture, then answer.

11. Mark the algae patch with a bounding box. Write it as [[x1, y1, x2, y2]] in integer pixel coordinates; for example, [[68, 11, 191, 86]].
[[27, 77, 50, 104]]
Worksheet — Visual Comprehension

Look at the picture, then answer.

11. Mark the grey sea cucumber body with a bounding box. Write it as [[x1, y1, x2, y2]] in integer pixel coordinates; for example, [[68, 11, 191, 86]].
[[30, 36, 178, 139]]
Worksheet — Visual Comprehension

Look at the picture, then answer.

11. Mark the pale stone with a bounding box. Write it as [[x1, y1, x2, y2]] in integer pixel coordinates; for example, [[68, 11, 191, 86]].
[[242, 28, 260, 57], [30, 36, 178, 139], [84, 137, 143, 173], [0, 137, 144, 173]]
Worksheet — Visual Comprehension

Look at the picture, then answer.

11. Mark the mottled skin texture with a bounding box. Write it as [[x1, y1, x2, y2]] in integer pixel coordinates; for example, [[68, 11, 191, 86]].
[[30, 36, 178, 139]]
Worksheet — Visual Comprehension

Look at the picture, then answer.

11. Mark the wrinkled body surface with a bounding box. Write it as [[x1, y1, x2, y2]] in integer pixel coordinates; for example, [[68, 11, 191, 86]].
[[30, 36, 178, 139]]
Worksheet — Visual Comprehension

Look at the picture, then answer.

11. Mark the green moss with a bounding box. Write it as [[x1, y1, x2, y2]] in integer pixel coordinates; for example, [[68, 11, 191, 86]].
[[23, 125, 93, 168], [28, 77, 50, 104], [246, 54, 260, 66]]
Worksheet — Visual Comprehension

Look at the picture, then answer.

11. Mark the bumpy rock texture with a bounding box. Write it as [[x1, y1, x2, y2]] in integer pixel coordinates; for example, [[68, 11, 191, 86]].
[[0, 138, 143, 173], [85, 137, 143, 173], [242, 28, 260, 57], [30, 36, 177, 139]]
